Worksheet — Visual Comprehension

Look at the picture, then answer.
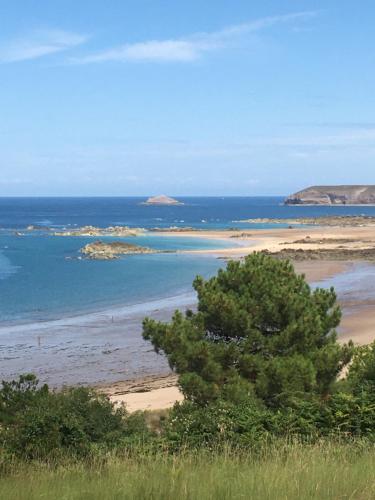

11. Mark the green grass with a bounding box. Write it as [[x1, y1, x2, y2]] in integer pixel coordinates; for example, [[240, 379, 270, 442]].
[[1, 441, 375, 500]]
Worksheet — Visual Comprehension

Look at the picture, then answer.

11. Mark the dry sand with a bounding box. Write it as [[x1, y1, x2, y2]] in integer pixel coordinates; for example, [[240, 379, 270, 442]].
[[107, 225, 375, 412], [101, 374, 182, 412], [112, 386, 183, 412], [169, 225, 375, 257]]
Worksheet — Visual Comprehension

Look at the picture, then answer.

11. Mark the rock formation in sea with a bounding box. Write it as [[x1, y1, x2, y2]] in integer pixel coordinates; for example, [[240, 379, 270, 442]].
[[54, 226, 144, 237], [285, 185, 375, 205], [142, 195, 183, 205], [80, 241, 155, 259]]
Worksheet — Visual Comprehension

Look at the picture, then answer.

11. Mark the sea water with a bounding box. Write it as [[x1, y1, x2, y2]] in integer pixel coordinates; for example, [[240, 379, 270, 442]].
[[2, 196, 375, 326], [0, 233, 232, 324], [2, 196, 375, 230], [1, 197, 375, 385]]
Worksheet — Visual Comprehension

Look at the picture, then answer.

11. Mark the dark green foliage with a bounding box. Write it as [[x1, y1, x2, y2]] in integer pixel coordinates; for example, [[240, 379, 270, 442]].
[[321, 391, 375, 437], [166, 392, 375, 450], [0, 375, 149, 460], [164, 400, 271, 449], [143, 253, 352, 406], [0, 374, 49, 426], [347, 341, 375, 391]]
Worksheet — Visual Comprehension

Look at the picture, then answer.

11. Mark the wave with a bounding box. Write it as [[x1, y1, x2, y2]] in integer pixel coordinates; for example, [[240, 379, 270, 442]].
[[0, 290, 196, 336]]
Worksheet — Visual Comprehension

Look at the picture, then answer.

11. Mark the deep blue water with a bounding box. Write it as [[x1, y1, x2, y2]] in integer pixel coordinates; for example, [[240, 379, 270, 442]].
[[1, 197, 375, 325], [2, 196, 375, 230]]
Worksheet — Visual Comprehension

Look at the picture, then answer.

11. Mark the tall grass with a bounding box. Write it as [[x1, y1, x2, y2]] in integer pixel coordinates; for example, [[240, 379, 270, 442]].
[[1, 440, 374, 499]]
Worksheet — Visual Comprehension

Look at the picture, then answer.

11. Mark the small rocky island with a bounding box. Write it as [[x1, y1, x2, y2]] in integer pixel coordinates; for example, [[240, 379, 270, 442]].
[[142, 195, 183, 206], [80, 241, 155, 260], [54, 226, 144, 237], [285, 185, 375, 205]]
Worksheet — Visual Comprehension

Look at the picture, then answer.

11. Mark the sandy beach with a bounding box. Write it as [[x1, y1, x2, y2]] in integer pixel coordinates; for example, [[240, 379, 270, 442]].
[[105, 222, 375, 411]]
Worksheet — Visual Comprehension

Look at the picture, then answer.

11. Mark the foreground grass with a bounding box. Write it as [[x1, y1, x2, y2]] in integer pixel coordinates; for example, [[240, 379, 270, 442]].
[[1, 441, 375, 500]]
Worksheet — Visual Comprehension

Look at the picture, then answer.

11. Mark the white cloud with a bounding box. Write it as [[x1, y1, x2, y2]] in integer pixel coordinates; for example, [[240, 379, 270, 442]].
[[72, 11, 317, 64], [0, 29, 88, 63], [87, 40, 201, 63]]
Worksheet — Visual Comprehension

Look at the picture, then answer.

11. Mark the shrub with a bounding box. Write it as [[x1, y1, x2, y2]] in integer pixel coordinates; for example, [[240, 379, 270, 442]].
[[164, 400, 272, 450], [165, 392, 375, 451], [347, 341, 375, 391], [0, 375, 149, 460]]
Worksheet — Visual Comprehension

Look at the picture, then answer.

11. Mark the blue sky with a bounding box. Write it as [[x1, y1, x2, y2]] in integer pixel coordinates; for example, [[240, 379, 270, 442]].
[[1, 1, 374, 196]]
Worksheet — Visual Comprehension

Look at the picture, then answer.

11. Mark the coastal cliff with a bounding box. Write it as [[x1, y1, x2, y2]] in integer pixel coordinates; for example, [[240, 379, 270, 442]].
[[285, 185, 375, 205]]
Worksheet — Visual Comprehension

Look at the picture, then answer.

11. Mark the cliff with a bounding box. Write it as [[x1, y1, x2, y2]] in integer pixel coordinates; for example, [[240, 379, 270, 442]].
[[285, 185, 375, 205]]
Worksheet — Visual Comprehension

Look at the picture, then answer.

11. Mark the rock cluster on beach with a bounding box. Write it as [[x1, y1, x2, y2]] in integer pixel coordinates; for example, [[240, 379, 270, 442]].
[[285, 185, 375, 205], [142, 195, 183, 205], [54, 226, 145, 237], [80, 240, 155, 259], [235, 216, 375, 227], [263, 247, 375, 261]]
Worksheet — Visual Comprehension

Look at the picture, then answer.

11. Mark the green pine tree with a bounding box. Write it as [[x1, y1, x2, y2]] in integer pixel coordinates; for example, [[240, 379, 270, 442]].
[[143, 253, 352, 407]]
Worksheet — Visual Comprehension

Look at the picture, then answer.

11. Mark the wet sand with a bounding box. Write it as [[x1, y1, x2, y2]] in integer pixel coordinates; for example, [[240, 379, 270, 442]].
[[0, 294, 194, 387], [340, 304, 375, 345]]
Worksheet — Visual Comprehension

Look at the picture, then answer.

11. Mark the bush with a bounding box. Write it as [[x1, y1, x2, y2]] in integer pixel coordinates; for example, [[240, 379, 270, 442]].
[[347, 341, 375, 391], [164, 400, 272, 450], [165, 392, 375, 451], [0, 375, 149, 460]]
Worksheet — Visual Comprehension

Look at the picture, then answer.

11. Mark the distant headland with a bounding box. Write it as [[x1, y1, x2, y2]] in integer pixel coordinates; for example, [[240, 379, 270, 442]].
[[285, 185, 375, 205], [142, 195, 183, 206]]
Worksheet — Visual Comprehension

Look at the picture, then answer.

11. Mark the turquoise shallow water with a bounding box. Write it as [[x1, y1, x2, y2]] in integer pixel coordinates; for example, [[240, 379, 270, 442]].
[[2, 193, 375, 326], [0, 233, 233, 325]]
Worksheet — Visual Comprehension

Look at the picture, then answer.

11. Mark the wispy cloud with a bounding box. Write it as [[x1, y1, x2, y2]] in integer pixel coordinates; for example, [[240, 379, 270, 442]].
[[0, 29, 88, 63], [72, 11, 317, 64]]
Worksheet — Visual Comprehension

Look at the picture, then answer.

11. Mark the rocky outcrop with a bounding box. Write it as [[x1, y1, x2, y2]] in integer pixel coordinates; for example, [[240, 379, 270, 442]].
[[234, 216, 375, 227], [26, 225, 51, 231], [54, 226, 144, 237], [80, 241, 155, 260], [262, 247, 375, 261], [142, 195, 183, 205], [285, 185, 375, 205]]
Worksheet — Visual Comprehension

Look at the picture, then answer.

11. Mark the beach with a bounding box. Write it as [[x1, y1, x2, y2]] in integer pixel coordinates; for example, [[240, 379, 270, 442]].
[[1, 214, 375, 409], [102, 222, 375, 411]]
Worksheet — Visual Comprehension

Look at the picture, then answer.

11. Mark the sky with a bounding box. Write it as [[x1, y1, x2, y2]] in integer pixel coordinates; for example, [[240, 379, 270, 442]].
[[0, 0, 375, 196]]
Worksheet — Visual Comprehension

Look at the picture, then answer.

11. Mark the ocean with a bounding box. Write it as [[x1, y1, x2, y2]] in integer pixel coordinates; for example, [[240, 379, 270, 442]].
[[2, 196, 375, 231], [1, 196, 375, 385], [2, 196, 375, 325]]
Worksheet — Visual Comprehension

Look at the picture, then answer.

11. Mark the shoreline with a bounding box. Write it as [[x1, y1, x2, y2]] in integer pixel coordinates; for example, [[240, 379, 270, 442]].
[[3, 223, 375, 409], [0, 290, 197, 332], [102, 224, 375, 411]]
